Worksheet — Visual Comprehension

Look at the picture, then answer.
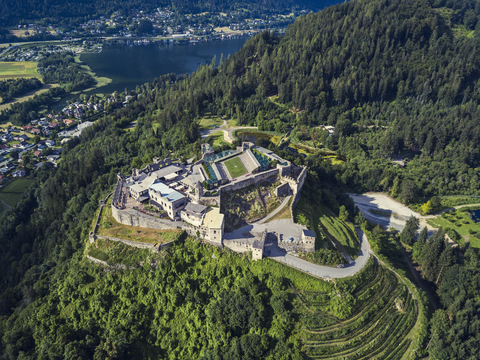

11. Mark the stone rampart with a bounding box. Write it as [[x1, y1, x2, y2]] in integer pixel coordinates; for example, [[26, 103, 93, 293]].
[[112, 206, 182, 231], [275, 183, 291, 197], [224, 240, 253, 253], [86, 255, 109, 267], [94, 234, 158, 250], [220, 168, 279, 193]]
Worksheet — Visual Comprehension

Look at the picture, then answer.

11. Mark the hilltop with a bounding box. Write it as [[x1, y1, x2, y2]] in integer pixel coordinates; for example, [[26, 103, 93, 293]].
[[0, 0, 480, 359]]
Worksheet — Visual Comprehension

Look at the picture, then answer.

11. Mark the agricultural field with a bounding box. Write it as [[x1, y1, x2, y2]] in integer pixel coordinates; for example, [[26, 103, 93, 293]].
[[427, 206, 480, 248], [298, 261, 419, 359], [96, 205, 181, 244], [0, 61, 38, 79], [224, 156, 247, 177], [295, 198, 360, 258], [0, 178, 35, 216], [221, 181, 282, 229]]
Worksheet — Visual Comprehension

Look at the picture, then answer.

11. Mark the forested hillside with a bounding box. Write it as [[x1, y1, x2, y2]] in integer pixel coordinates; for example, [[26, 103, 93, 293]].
[[1, 0, 480, 358], [0, 0, 337, 26]]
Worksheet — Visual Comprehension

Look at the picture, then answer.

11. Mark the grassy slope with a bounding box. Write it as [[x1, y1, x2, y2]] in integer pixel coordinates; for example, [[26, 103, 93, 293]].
[[294, 198, 360, 258], [427, 208, 480, 248], [198, 113, 223, 130], [0, 178, 34, 205], [0, 84, 59, 111], [97, 205, 181, 244]]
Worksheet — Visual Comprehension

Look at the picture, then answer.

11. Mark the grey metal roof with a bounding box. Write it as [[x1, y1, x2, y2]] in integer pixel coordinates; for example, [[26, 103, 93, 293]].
[[184, 202, 207, 214], [151, 164, 183, 179], [149, 182, 184, 202], [302, 229, 316, 237]]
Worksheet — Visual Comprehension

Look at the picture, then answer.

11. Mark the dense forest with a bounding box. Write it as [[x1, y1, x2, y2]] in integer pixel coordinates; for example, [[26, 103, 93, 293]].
[[38, 53, 97, 92], [0, 78, 42, 104], [1, 0, 480, 358]]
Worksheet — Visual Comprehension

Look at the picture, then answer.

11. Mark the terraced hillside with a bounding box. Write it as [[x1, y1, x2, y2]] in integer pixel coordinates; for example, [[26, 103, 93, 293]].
[[296, 262, 418, 359]]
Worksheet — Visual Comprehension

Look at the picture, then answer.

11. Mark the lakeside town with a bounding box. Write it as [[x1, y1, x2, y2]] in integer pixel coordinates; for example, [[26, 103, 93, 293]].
[[0, 91, 132, 184], [1, 6, 305, 46]]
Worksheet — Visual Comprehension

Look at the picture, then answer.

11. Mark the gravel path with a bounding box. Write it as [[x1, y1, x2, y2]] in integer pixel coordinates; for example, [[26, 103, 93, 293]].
[[256, 195, 291, 224]]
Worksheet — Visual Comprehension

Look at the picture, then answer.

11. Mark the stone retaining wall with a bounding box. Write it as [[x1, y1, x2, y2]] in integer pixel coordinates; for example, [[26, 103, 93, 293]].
[[86, 255, 109, 267]]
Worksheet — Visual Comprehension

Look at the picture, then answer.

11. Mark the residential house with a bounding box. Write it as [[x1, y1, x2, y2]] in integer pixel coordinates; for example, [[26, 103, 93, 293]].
[[30, 128, 41, 135], [34, 150, 42, 157], [12, 170, 26, 177], [45, 140, 55, 147], [0, 133, 13, 142], [46, 155, 60, 162]]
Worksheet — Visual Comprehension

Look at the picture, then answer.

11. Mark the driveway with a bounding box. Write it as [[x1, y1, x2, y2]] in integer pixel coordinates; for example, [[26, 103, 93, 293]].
[[349, 192, 480, 234], [225, 219, 371, 279], [349, 193, 420, 232], [264, 227, 370, 279]]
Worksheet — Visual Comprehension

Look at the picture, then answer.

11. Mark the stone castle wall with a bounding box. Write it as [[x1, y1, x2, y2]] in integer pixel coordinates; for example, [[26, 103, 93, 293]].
[[220, 168, 279, 194], [112, 206, 182, 231]]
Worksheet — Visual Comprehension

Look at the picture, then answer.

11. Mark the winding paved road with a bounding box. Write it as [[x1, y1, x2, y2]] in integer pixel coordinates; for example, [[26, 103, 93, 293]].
[[225, 219, 371, 279], [265, 228, 370, 279]]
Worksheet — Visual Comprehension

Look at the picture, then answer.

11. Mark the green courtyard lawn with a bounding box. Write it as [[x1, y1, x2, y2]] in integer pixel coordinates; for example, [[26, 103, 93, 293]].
[[224, 156, 247, 178], [427, 207, 480, 248]]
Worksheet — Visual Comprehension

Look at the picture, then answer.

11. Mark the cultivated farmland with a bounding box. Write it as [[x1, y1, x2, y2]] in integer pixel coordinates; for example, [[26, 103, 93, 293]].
[[0, 62, 38, 79]]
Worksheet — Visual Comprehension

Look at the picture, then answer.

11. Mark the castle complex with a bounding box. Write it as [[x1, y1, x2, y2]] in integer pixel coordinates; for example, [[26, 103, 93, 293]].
[[110, 142, 314, 259]]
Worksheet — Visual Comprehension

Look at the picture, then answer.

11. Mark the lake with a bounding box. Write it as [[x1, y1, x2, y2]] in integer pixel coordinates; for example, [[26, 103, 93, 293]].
[[53, 37, 248, 107]]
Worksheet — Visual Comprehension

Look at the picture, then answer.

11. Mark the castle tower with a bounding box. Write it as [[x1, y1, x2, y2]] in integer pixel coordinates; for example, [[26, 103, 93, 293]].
[[195, 181, 204, 201]]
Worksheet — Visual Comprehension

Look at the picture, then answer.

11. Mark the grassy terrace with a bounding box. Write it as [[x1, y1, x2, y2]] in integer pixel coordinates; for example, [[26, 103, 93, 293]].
[[427, 206, 480, 248], [97, 205, 181, 244], [299, 261, 418, 360], [294, 198, 360, 258], [224, 156, 247, 177], [0, 61, 38, 79]]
